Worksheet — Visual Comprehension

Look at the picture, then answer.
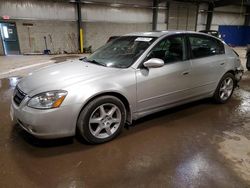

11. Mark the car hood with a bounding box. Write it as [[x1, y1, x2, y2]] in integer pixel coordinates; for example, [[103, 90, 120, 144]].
[[18, 60, 121, 96]]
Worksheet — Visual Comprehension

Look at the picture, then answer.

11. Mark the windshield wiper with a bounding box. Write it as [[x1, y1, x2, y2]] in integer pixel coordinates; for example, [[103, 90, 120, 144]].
[[79, 57, 106, 67]]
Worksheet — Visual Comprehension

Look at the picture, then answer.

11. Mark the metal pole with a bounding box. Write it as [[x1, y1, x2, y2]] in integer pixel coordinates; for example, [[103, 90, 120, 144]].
[[76, 0, 83, 53], [206, 3, 214, 30], [194, 3, 199, 31], [152, 0, 158, 31], [166, 1, 170, 30], [177, 5, 180, 29], [186, 6, 189, 30], [244, 6, 250, 26]]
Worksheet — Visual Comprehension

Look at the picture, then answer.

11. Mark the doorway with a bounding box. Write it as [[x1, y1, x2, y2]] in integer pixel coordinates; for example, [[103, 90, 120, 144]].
[[0, 22, 20, 55]]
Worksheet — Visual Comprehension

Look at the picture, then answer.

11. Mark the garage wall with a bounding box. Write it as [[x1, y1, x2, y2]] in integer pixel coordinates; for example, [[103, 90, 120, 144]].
[[0, 0, 247, 53], [219, 25, 250, 46], [81, 4, 152, 49], [197, 4, 245, 31], [212, 5, 246, 30], [0, 0, 153, 52], [84, 22, 151, 50], [0, 0, 78, 53], [168, 1, 198, 31], [0, 0, 76, 21], [16, 20, 78, 54]]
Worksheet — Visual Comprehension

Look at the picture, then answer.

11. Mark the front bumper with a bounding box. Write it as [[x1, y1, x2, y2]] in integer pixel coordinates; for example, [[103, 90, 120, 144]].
[[10, 96, 82, 139]]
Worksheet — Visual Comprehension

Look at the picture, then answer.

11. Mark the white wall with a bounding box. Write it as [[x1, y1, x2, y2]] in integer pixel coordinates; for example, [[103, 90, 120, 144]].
[[84, 22, 151, 49], [0, 0, 153, 52], [0, 1, 76, 21], [16, 20, 78, 54], [197, 4, 246, 31], [0, 0, 153, 23], [211, 5, 245, 30], [166, 1, 198, 31], [82, 4, 152, 23], [0, 0, 247, 52]]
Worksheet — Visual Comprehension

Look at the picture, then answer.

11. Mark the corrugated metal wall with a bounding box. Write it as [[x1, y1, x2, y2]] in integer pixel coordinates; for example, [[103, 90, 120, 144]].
[[0, 0, 247, 53], [212, 5, 245, 30], [0, 1, 76, 21], [0, 0, 153, 23], [81, 4, 152, 23], [168, 1, 197, 31], [197, 4, 245, 31]]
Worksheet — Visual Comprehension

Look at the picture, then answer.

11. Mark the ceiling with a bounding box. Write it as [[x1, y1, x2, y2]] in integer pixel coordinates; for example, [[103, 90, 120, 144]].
[[15, 0, 250, 7]]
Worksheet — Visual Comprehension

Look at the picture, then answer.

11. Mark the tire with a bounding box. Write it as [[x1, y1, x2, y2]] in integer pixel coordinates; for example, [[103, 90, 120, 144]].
[[213, 73, 236, 104], [77, 95, 126, 144]]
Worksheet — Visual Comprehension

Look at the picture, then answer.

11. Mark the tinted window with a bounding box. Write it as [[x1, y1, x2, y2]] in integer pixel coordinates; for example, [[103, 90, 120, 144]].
[[146, 36, 185, 63], [189, 35, 224, 59]]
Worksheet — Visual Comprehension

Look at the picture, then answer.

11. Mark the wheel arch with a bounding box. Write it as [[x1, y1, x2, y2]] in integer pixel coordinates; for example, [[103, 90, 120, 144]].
[[226, 70, 235, 76], [76, 92, 132, 129]]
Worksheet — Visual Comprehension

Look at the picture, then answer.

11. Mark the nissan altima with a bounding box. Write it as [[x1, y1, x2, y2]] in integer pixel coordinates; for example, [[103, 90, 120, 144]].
[[10, 31, 244, 144]]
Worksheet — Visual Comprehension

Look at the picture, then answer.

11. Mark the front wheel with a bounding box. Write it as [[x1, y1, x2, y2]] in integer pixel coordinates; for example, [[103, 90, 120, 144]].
[[77, 96, 126, 144], [213, 73, 236, 104]]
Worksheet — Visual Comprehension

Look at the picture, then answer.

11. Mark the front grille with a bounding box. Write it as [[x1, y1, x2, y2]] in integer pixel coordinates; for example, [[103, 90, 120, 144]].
[[13, 87, 26, 106]]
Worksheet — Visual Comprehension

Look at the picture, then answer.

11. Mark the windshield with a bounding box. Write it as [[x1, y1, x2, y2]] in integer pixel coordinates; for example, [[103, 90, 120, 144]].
[[85, 36, 156, 68]]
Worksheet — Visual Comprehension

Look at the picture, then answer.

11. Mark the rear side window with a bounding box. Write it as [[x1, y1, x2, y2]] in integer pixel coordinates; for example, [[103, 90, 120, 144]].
[[188, 35, 224, 59]]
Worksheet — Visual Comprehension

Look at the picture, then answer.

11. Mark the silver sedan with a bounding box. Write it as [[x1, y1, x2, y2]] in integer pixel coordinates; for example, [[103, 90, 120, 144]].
[[10, 31, 244, 144]]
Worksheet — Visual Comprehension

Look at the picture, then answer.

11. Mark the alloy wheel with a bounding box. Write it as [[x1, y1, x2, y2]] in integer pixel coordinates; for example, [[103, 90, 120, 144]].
[[89, 103, 122, 139], [219, 77, 234, 101]]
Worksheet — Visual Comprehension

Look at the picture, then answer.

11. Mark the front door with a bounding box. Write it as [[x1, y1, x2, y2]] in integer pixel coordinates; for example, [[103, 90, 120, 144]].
[[0, 22, 20, 55], [136, 35, 192, 113]]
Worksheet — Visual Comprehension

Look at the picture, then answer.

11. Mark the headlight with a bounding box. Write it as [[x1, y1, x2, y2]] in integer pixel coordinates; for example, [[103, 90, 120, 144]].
[[28, 90, 67, 109]]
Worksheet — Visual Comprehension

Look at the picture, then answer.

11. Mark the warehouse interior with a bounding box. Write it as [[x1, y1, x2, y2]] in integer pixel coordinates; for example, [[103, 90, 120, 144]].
[[0, 0, 250, 187], [0, 0, 250, 55]]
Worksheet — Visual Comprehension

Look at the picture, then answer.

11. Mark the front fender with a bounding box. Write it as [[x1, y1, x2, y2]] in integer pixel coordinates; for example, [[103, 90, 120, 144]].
[[62, 69, 137, 123]]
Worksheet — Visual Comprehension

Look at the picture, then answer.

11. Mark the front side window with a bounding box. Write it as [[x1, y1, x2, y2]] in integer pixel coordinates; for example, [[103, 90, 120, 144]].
[[146, 36, 185, 64], [189, 35, 224, 59], [86, 36, 156, 68]]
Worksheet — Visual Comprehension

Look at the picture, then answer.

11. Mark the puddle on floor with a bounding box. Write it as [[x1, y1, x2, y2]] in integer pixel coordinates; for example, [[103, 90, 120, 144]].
[[218, 128, 250, 184]]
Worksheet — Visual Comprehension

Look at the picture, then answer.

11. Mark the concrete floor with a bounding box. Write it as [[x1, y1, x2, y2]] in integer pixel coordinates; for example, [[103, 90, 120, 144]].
[[0, 54, 84, 79], [0, 49, 250, 187]]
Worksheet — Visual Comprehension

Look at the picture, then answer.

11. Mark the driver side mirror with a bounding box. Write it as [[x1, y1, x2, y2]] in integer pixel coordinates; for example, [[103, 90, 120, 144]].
[[143, 58, 164, 68]]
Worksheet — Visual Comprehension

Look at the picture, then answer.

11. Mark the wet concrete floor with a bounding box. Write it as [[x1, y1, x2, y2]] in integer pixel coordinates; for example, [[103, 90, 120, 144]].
[[0, 72, 250, 188]]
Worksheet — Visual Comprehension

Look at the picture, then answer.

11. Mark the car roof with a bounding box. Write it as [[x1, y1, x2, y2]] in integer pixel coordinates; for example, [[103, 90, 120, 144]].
[[124, 30, 201, 38], [123, 30, 224, 43]]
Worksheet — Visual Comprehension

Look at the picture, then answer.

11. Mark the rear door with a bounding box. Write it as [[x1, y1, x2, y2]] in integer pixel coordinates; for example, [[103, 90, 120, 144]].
[[136, 35, 193, 112], [187, 34, 226, 96]]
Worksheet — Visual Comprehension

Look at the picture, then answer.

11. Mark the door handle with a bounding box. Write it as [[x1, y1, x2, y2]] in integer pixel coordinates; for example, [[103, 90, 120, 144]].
[[182, 71, 189, 75]]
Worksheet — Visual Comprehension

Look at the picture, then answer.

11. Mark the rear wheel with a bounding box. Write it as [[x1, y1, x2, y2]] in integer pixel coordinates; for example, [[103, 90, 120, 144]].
[[77, 96, 126, 144], [213, 73, 236, 103]]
